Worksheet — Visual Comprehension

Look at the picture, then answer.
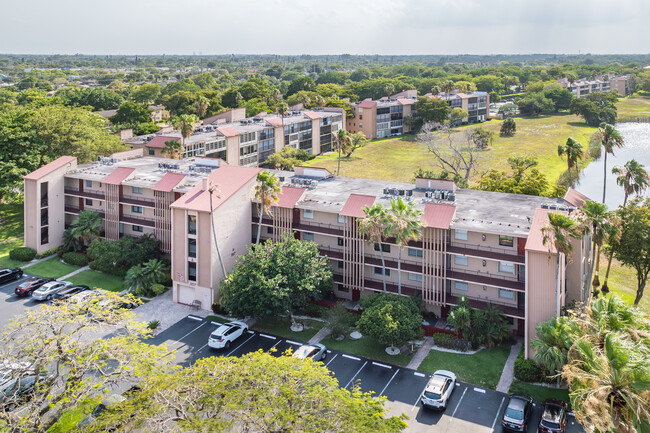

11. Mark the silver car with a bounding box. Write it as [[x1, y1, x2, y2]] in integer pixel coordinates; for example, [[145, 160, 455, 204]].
[[421, 370, 456, 410], [293, 344, 327, 361], [31, 281, 73, 301]]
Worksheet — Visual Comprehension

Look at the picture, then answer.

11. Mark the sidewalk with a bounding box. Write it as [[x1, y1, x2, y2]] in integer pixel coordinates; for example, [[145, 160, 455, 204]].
[[406, 336, 434, 370], [134, 290, 210, 332], [496, 338, 522, 393], [308, 326, 331, 344], [58, 265, 89, 281]]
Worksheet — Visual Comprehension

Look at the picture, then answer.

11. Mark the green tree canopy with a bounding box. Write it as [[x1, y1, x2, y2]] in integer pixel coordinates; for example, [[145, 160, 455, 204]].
[[109, 101, 152, 124], [356, 293, 423, 348]]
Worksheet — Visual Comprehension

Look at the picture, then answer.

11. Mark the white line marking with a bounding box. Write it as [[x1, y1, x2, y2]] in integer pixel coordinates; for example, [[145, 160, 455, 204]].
[[175, 321, 207, 344], [210, 321, 222, 326], [226, 333, 256, 357], [379, 369, 400, 397], [324, 353, 338, 367], [492, 397, 506, 430], [345, 361, 368, 389], [259, 333, 276, 340], [473, 387, 486, 394], [247, 330, 254, 334], [285, 340, 302, 346], [413, 372, 425, 377], [569, 412, 575, 417], [411, 380, 431, 412], [342, 354, 361, 361], [268, 339, 282, 351], [187, 315, 203, 321], [449, 387, 468, 419], [197, 342, 209, 352], [455, 383, 460, 386], [372, 362, 391, 369]]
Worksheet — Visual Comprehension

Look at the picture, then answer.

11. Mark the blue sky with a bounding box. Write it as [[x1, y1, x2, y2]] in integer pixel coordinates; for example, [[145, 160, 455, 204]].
[[1, 0, 648, 55]]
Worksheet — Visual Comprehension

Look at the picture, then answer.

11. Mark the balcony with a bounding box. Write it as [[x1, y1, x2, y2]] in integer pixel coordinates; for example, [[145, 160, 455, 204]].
[[292, 221, 344, 237], [448, 242, 524, 264], [331, 273, 420, 297], [120, 194, 155, 208], [447, 268, 524, 291], [65, 205, 105, 218], [120, 214, 155, 228], [446, 293, 524, 319], [64, 187, 105, 200]]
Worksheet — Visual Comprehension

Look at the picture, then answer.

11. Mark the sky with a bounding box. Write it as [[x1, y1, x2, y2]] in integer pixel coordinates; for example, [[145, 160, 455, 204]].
[[1, 0, 648, 55]]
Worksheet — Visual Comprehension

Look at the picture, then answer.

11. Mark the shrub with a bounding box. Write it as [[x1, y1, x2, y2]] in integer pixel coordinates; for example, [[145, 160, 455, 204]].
[[150, 283, 166, 296], [62, 252, 89, 266], [326, 302, 355, 339], [432, 332, 471, 352], [35, 247, 61, 259], [211, 302, 223, 314], [147, 320, 160, 330], [514, 345, 546, 383], [9, 247, 36, 262], [159, 272, 173, 287], [304, 303, 327, 318]]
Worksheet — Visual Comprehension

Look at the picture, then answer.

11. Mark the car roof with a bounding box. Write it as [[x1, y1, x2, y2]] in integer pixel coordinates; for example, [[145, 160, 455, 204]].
[[508, 396, 529, 410], [542, 400, 567, 422], [425, 375, 447, 393], [212, 321, 245, 334], [433, 370, 456, 380]]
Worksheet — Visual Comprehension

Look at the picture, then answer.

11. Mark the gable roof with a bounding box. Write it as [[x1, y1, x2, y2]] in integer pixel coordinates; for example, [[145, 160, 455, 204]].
[[102, 167, 136, 185], [358, 100, 376, 109], [24, 156, 76, 180], [216, 126, 240, 138], [339, 194, 376, 218], [304, 111, 320, 120], [152, 172, 186, 192], [146, 136, 180, 149], [421, 203, 456, 229], [526, 209, 555, 254], [265, 117, 284, 127], [273, 186, 305, 209], [563, 188, 590, 208]]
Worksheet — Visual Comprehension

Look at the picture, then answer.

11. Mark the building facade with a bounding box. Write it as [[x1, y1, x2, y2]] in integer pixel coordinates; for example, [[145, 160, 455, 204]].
[[557, 74, 631, 98]]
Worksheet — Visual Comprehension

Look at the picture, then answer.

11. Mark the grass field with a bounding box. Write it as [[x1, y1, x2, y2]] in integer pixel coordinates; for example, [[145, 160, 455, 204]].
[[67, 270, 125, 292], [0, 203, 23, 242], [26, 256, 79, 279], [599, 253, 649, 313], [616, 94, 650, 121], [509, 380, 570, 404], [320, 335, 413, 367], [305, 113, 597, 185], [418, 345, 512, 390], [0, 238, 25, 268]]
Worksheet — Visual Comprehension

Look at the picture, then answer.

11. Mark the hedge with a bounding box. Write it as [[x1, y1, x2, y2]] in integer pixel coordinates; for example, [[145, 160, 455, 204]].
[[35, 247, 61, 260], [151, 283, 166, 296], [513, 345, 550, 383], [61, 252, 89, 267], [9, 247, 36, 262], [432, 332, 471, 352]]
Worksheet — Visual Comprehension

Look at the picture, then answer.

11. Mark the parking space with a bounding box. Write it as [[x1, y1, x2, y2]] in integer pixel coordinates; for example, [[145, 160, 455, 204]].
[[0, 273, 46, 329]]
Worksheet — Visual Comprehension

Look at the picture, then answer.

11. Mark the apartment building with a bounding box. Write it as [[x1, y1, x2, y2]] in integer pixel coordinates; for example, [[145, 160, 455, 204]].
[[24, 158, 591, 359], [347, 90, 417, 139], [557, 74, 630, 98], [125, 108, 345, 166], [434, 91, 490, 123]]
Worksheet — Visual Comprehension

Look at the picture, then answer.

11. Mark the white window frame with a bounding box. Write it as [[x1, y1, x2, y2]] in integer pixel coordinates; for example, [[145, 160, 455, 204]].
[[454, 255, 468, 266], [455, 281, 468, 291], [408, 248, 423, 258], [408, 272, 423, 282], [131, 205, 143, 214], [303, 209, 314, 219], [498, 261, 516, 274], [84, 180, 92, 188], [337, 215, 346, 224], [132, 186, 143, 195], [499, 289, 515, 300], [454, 229, 468, 241]]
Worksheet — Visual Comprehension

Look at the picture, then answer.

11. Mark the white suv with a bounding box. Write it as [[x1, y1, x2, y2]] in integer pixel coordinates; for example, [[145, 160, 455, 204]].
[[31, 281, 73, 301], [208, 321, 248, 350], [421, 370, 456, 410]]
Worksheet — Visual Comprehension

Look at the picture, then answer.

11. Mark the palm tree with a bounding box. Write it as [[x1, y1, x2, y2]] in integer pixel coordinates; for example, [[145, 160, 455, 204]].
[[299, 94, 311, 109], [277, 102, 288, 126], [593, 123, 624, 203], [313, 95, 325, 108], [542, 213, 581, 317], [194, 95, 210, 119], [124, 264, 148, 293], [357, 204, 390, 292], [581, 201, 614, 302], [430, 85, 440, 96], [160, 139, 182, 160], [384, 84, 395, 100], [440, 80, 455, 100], [557, 137, 584, 188], [142, 258, 168, 285], [61, 228, 82, 252], [70, 210, 102, 249], [334, 129, 351, 176], [207, 183, 227, 279], [254, 172, 282, 244], [531, 317, 576, 382], [172, 114, 198, 156], [385, 198, 422, 295]]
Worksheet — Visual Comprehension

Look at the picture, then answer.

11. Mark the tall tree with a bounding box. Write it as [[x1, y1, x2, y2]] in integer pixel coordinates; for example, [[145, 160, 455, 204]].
[[194, 94, 210, 119], [557, 137, 584, 188], [384, 83, 395, 99], [254, 171, 282, 244], [592, 123, 624, 203], [580, 201, 614, 302], [334, 129, 352, 176], [358, 204, 390, 292], [207, 182, 227, 279], [172, 113, 198, 154], [160, 139, 182, 159], [345, 131, 369, 157], [385, 198, 422, 295], [277, 102, 288, 125], [70, 210, 102, 249]]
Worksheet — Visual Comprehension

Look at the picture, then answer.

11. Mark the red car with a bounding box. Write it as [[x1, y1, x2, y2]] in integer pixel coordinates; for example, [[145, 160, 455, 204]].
[[538, 398, 569, 433], [14, 278, 54, 297]]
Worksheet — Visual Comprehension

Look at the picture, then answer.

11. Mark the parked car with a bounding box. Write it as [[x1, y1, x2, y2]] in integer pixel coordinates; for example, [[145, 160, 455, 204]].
[[0, 374, 52, 411], [501, 394, 534, 432], [53, 285, 90, 301], [293, 343, 327, 361], [31, 281, 73, 301], [421, 370, 456, 410], [208, 321, 248, 349], [14, 277, 54, 297], [538, 399, 569, 433], [0, 362, 34, 387], [0, 268, 23, 284]]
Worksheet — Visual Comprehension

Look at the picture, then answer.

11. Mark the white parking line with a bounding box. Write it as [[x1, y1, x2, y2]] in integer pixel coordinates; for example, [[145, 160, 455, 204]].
[[226, 333, 256, 357], [259, 333, 276, 340], [342, 354, 361, 361], [473, 387, 486, 393], [379, 369, 400, 397], [372, 362, 391, 369], [268, 340, 282, 352], [285, 340, 302, 346], [187, 315, 203, 321], [413, 372, 425, 377], [324, 353, 338, 367], [492, 397, 506, 430], [210, 321, 222, 326], [411, 381, 432, 412], [197, 342, 209, 352], [175, 321, 208, 344], [345, 361, 368, 389], [449, 387, 468, 419]]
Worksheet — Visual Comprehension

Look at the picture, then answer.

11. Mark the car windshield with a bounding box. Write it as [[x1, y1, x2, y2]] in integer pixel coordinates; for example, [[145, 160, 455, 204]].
[[18, 282, 31, 288], [423, 391, 441, 400], [505, 407, 523, 420], [541, 420, 561, 430], [294, 346, 313, 359]]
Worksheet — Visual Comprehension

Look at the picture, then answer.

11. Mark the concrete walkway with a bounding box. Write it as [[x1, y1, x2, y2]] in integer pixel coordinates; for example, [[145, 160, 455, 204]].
[[134, 290, 210, 332], [0, 236, 23, 244], [20, 254, 57, 270], [308, 326, 331, 344], [406, 336, 434, 370], [496, 338, 522, 393], [58, 265, 90, 281]]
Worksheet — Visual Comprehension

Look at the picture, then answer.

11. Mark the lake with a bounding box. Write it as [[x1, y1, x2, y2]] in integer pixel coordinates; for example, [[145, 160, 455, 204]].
[[575, 122, 650, 209]]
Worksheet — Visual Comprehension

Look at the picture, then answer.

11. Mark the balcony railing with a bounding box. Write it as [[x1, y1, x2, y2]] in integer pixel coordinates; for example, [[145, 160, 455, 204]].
[[448, 242, 524, 264], [64, 205, 105, 218], [447, 268, 524, 291], [64, 187, 105, 200], [446, 293, 524, 319], [119, 194, 155, 208], [293, 221, 344, 237], [121, 214, 155, 228]]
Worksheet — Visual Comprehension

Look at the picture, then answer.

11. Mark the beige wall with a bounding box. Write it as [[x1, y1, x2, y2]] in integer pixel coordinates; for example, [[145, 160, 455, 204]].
[[225, 136, 240, 165]]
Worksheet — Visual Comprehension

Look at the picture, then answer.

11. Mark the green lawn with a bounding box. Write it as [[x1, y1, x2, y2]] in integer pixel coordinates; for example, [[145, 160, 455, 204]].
[[418, 345, 512, 390], [206, 314, 230, 323], [509, 380, 570, 405], [599, 253, 649, 313], [67, 270, 125, 292], [253, 317, 325, 343], [0, 238, 26, 268], [319, 335, 414, 367], [304, 113, 597, 185], [48, 397, 101, 433], [0, 203, 24, 241], [26, 256, 79, 279], [616, 94, 650, 121]]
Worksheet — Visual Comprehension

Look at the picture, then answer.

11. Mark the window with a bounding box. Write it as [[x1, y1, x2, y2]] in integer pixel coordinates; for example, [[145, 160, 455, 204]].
[[132, 225, 143, 232], [303, 209, 314, 219], [40, 226, 49, 245], [498, 261, 516, 274], [337, 284, 349, 293], [267, 226, 273, 234], [408, 272, 423, 282], [359, 114, 363, 120], [131, 206, 143, 214], [338, 261, 344, 269], [85, 199, 93, 206], [188, 262, 197, 282], [408, 248, 423, 258], [188, 239, 197, 258], [337, 215, 346, 224], [454, 229, 468, 241], [188, 215, 197, 235], [374, 243, 390, 253], [85, 180, 93, 188], [454, 255, 468, 266], [499, 289, 515, 300], [499, 235, 514, 247], [132, 187, 143, 195], [337, 238, 344, 247], [40, 207, 48, 225], [148, 147, 155, 156], [455, 281, 468, 291], [239, 131, 257, 144], [374, 267, 391, 277], [303, 232, 314, 242]]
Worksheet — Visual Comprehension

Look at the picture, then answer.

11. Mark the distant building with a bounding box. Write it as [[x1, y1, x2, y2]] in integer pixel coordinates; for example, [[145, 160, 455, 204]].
[[557, 74, 631, 97], [432, 91, 490, 123]]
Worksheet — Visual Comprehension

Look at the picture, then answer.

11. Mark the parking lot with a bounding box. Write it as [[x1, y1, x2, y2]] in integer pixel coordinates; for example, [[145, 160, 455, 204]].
[[0, 272, 43, 329], [151, 315, 586, 433]]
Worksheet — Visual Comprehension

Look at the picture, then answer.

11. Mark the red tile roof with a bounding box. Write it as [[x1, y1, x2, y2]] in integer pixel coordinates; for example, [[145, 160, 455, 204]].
[[273, 186, 305, 209], [265, 117, 284, 127], [217, 126, 240, 138], [421, 203, 456, 229], [171, 166, 261, 212], [340, 194, 376, 219], [358, 100, 376, 109], [147, 136, 180, 149], [525, 209, 555, 254], [24, 156, 76, 180], [152, 172, 186, 192], [103, 167, 136, 185], [563, 188, 590, 208], [304, 111, 320, 120]]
